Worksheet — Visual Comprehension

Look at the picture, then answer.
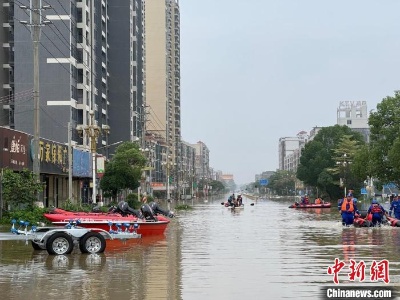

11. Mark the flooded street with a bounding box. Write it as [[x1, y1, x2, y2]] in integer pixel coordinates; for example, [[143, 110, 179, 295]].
[[1, 195, 400, 299]]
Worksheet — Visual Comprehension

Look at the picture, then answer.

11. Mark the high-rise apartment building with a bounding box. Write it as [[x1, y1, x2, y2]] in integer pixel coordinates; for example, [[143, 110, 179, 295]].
[[0, 0, 187, 202], [108, 0, 145, 148], [1, 0, 145, 151], [1, 1, 105, 146], [144, 0, 181, 163]]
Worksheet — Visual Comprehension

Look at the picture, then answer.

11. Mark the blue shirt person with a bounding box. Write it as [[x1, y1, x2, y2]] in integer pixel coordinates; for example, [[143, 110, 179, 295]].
[[227, 194, 235, 206], [338, 193, 359, 226], [389, 194, 400, 219], [367, 199, 387, 226], [301, 195, 310, 205]]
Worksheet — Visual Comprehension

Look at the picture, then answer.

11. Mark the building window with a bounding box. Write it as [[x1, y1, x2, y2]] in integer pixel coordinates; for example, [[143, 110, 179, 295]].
[[347, 120, 352, 125]]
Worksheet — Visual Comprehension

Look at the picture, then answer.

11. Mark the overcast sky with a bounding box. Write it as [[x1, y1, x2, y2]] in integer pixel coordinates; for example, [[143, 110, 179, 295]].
[[179, 0, 400, 185]]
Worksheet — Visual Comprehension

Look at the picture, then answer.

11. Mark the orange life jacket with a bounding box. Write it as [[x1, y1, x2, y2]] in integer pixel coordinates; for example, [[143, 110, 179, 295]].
[[371, 204, 382, 214], [315, 198, 322, 204], [341, 199, 354, 212]]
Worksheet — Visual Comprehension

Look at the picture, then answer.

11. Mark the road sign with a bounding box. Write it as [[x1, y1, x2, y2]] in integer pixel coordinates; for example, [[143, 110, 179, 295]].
[[259, 179, 269, 186], [360, 188, 367, 195], [383, 183, 397, 189]]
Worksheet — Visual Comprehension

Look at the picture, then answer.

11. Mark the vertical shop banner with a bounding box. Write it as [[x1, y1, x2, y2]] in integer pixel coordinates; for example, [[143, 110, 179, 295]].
[[96, 155, 105, 178], [73, 149, 91, 177]]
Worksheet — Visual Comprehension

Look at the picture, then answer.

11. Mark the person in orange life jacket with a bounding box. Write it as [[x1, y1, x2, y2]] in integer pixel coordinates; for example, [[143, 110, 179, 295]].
[[315, 198, 322, 204], [367, 199, 387, 226], [389, 194, 400, 219], [338, 193, 360, 226]]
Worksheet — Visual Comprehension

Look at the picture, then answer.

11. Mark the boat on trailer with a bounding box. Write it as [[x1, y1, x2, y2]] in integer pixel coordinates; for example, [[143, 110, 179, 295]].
[[44, 208, 170, 236], [0, 219, 141, 255]]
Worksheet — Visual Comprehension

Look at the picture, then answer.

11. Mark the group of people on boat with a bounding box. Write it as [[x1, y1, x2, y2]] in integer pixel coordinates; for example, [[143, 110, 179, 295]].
[[227, 193, 243, 207], [338, 192, 393, 227], [294, 195, 323, 205]]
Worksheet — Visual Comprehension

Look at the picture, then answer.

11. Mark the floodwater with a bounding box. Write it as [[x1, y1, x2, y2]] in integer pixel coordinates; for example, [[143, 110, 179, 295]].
[[1, 195, 400, 300]]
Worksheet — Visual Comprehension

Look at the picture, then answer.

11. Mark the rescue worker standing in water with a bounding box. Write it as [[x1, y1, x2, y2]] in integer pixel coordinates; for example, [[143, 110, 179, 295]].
[[338, 193, 360, 226], [389, 194, 400, 219], [367, 199, 387, 226]]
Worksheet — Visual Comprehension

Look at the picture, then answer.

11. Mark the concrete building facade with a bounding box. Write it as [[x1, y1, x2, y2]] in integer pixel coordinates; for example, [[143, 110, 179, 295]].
[[337, 100, 370, 142], [144, 0, 181, 163], [278, 131, 308, 171]]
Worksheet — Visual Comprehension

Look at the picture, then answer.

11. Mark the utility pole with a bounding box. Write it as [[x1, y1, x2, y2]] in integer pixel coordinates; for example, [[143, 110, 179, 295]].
[[88, 112, 99, 205], [32, 0, 41, 189], [68, 122, 73, 200], [0, 169, 3, 219], [165, 147, 171, 202], [166, 161, 170, 202], [20, 0, 51, 201]]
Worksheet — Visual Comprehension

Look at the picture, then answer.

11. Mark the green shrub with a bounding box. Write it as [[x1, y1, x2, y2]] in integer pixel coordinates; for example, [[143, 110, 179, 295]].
[[1, 207, 49, 225], [126, 193, 141, 209], [61, 200, 92, 212]]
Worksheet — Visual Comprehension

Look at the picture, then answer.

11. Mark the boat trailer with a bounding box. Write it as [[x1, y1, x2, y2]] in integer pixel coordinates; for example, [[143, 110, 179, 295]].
[[0, 219, 141, 255]]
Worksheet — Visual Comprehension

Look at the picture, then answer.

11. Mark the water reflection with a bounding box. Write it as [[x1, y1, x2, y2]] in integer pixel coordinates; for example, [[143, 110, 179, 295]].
[[0, 227, 179, 300], [1, 197, 400, 299]]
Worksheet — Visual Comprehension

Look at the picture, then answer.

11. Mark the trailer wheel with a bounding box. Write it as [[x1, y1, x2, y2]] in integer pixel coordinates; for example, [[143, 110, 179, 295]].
[[79, 232, 106, 254], [31, 241, 45, 250], [46, 232, 74, 255]]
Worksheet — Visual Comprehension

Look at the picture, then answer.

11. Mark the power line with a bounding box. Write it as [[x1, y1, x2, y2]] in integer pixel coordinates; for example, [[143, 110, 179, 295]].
[[1, 4, 169, 143]]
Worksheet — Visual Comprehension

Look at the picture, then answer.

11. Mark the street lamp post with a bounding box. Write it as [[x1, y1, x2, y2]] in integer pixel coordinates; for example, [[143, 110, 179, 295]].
[[162, 155, 173, 202], [76, 111, 109, 205], [337, 153, 350, 197], [166, 163, 170, 201]]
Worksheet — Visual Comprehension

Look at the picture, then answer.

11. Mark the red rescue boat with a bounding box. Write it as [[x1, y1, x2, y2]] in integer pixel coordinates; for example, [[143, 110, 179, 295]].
[[44, 208, 170, 236], [288, 202, 331, 209], [352, 213, 400, 227]]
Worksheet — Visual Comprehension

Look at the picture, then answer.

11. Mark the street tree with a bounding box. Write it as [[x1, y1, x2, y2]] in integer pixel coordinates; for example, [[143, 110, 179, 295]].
[[209, 180, 227, 194], [297, 125, 364, 200], [352, 144, 376, 185], [368, 91, 400, 187], [100, 142, 146, 200], [2, 168, 43, 209], [327, 134, 364, 197], [268, 170, 296, 195]]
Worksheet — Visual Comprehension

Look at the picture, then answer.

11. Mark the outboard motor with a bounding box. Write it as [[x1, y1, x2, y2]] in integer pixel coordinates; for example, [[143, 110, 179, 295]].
[[108, 205, 117, 213], [117, 201, 142, 218], [140, 204, 157, 221], [149, 202, 174, 218]]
